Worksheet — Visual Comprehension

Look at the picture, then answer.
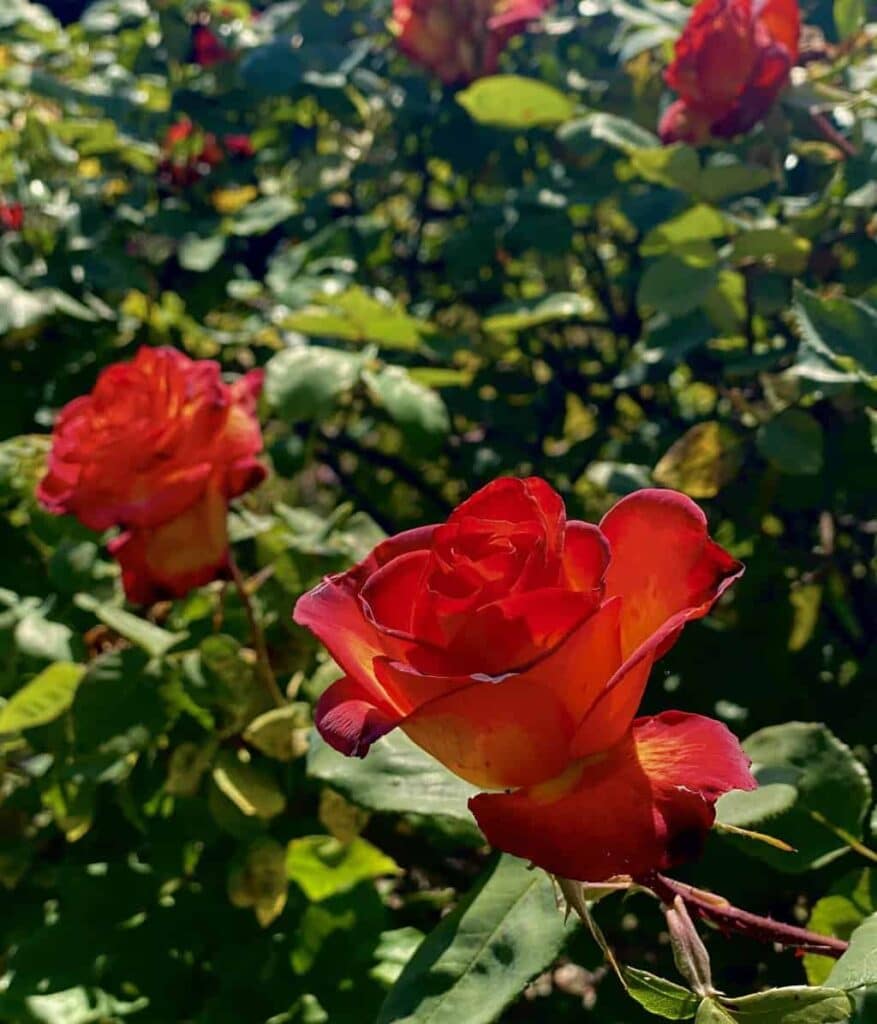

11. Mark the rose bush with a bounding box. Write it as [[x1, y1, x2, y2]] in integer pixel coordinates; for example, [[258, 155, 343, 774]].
[[392, 0, 551, 85], [37, 345, 266, 604], [295, 478, 756, 881], [659, 0, 800, 144]]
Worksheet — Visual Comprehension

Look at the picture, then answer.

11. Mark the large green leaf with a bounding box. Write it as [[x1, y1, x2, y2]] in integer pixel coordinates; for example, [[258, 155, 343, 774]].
[[376, 855, 570, 1024], [717, 723, 872, 871], [457, 76, 575, 129], [74, 595, 187, 659], [828, 913, 877, 993], [307, 730, 479, 828], [0, 662, 86, 732], [286, 836, 400, 902], [720, 986, 852, 1023], [263, 345, 366, 422], [792, 286, 877, 380], [756, 410, 825, 476], [622, 967, 699, 1019], [363, 366, 450, 444]]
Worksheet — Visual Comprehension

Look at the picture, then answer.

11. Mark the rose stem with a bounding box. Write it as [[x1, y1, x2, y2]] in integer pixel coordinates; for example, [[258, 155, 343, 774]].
[[227, 553, 285, 708], [644, 873, 849, 958]]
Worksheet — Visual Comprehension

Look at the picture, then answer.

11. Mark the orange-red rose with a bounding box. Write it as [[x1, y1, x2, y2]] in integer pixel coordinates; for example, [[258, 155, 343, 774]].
[[392, 0, 550, 86], [659, 0, 799, 145], [295, 478, 756, 881], [158, 118, 226, 188], [38, 346, 266, 605]]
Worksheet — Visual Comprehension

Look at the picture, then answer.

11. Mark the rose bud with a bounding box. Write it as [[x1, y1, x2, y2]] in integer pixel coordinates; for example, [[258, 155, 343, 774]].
[[159, 118, 225, 188], [37, 346, 266, 605], [659, 0, 800, 144], [0, 202, 24, 232], [295, 478, 756, 882], [391, 0, 551, 86]]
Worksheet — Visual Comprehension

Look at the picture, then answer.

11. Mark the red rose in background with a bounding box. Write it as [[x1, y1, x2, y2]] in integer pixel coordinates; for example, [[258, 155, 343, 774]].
[[224, 134, 256, 158], [294, 478, 756, 882], [0, 202, 24, 232], [659, 0, 799, 144], [392, 0, 551, 86], [159, 118, 225, 188], [192, 25, 234, 67], [38, 346, 266, 605]]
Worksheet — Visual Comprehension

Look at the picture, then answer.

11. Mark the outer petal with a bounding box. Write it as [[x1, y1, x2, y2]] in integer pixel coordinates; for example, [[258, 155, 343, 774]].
[[600, 488, 743, 659], [402, 675, 575, 788], [561, 521, 610, 592], [755, 0, 799, 57], [658, 99, 714, 145], [109, 482, 229, 604], [470, 711, 756, 882], [314, 675, 402, 757]]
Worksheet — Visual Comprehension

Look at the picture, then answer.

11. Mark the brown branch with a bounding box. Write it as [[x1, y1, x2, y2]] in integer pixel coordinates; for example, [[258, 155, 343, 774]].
[[227, 552, 285, 708], [644, 874, 848, 958]]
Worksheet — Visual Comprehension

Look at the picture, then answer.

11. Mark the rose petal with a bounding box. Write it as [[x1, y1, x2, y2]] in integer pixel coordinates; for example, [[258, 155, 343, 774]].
[[108, 482, 229, 604], [314, 675, 402, 757], [600, 488, 743, 659], [470, 711, 756, 882], [402, 674, 576, 788], [754, 0, 799, 57], [360, 550, 431, 635], [562, 521, 610, 592]]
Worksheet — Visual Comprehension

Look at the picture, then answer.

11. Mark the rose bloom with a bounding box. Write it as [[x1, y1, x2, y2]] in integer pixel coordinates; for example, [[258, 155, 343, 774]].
[[223, 134, 256, 159], [192, 24, 234, 67], [295, 478, 756, 881], [158, 118, 225, 188], [392, 0, 551, 86], [0, 202, 24, 232], [659, 0, 800, 145], [38, 346, 266, 605]]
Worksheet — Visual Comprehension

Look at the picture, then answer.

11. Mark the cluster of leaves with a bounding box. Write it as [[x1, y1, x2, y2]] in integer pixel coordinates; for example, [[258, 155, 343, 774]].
[[0, 0, 874, 1021]]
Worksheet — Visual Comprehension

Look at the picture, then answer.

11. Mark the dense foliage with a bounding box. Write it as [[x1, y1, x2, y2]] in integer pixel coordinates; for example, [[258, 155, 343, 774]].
[[0, 0, 874, 1022]]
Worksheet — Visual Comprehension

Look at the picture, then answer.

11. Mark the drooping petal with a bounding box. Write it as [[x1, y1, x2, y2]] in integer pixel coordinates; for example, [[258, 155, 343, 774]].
[[600, 488, 743, 659], [314, 675, 403, 757], [108, 482, 229, 604], [469, 711, 756, 882]]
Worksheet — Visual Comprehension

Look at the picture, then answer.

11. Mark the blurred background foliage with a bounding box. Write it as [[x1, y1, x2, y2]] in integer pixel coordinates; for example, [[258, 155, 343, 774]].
[[0, 0, 874, 1021]]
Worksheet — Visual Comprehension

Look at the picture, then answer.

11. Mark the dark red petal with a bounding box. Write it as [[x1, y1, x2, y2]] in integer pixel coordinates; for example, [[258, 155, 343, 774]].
[[314, 675, 403, 757], [755, 0, 799, 57], [470, 711, 756, 882], [600, 488, 743, 659], [360, 550, 430, 634]]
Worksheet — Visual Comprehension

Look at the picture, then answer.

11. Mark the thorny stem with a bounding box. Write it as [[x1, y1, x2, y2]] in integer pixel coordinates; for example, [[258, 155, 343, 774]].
[[645, 874, 849, 958], [227, 553, 285, 709]]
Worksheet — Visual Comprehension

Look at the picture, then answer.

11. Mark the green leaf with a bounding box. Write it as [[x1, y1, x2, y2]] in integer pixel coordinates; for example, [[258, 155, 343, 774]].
[[178, 234, 225, 272], [376, 855, 569, 1024], [828, 913, 877, 993], [805, 871, 876, 985], [286, 835, 400, 902], [482, 292, 599, 333], [0, 662, 86, 732], [641, 205, 729, 257], [263, 345, 365, 422], [731, 228, 811, 275], [560, 112, 660, 154], [622, 967, 699, 1019], [834, 0, 865, 38], [652, 421, 742, 499], [280, 289, 433, 349], [792, 285, 877, 380], [626, 145, 701, 191], [757, 410, 824, 476], [696, 1000, 735, 1024], [212, 749, 286, 820], [371, 928, 426, 988], [717, 722, 872, 872], [0, 278, 48, 333], [244, 703, 311, 762], [307, 729, 479, 826], [363, 366, 450, 444], [457, 76, 575, 129], [14, 612, 74, 662], [25, 987, 148, 1024], [74, 594, 187, 658], [697, 162, 774, 203], [637, 249, 719, 317], [228, 195, 298, 237], [721, 986, 852, 1023]]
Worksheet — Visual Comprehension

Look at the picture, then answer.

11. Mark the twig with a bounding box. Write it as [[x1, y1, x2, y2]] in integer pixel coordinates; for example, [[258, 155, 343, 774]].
[[644, 874, 849, 958], [227, 552, 285, 708]]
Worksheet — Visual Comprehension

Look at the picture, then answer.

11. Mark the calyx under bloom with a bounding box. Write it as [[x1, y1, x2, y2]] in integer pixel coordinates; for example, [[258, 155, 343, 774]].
[[38, 346, 266, 605], [295, 478, 756, 881], [392, 0, 550, 86], [659, 0, 800, 144]]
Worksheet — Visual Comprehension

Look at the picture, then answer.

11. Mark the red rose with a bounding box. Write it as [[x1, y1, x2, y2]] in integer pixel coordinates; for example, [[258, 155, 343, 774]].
[[0, 202, 24, 232], [295, 478, 756, 881], [192, 25, 234, 67], [392, 0, 550, 86], [38, 346, 266, 605], [659, 0, 799, 144], [159, 118, 225, 188], [224, 134, 255, 159]]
